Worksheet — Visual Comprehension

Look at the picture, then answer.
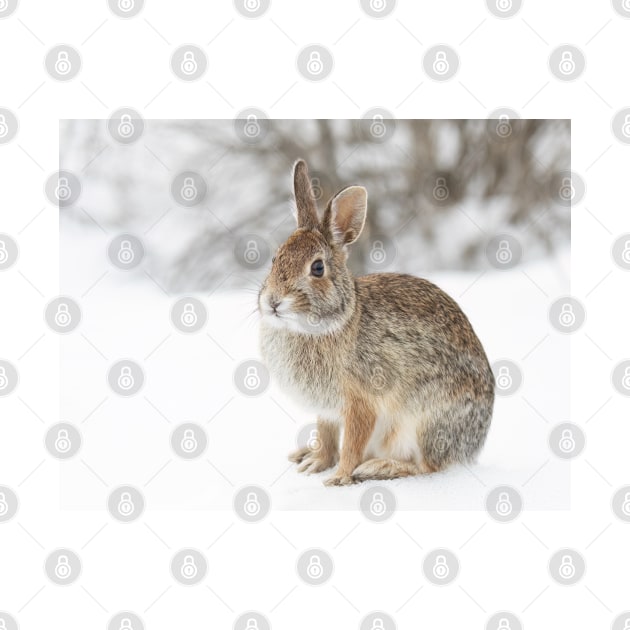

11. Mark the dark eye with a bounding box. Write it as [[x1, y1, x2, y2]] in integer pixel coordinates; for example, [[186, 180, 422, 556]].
[[311, 259, 325, 277], [272, 256, 276, 263]]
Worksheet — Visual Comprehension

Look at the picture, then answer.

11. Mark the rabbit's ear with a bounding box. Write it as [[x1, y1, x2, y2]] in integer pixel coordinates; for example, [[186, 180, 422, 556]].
[[293, 159, 319, 230], [324, 186, 367, 246]]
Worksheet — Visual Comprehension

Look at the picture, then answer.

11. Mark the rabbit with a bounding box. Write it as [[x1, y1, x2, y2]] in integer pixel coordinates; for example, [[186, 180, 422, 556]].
[[258, 159, 495, 486]]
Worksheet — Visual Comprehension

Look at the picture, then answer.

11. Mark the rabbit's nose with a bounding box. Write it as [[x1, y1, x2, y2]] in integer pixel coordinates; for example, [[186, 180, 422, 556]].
[[269, 298, 280, 313]]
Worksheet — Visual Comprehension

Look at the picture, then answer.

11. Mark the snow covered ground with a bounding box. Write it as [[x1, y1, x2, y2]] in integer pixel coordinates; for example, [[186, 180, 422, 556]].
[[60, 221, 570, 512]]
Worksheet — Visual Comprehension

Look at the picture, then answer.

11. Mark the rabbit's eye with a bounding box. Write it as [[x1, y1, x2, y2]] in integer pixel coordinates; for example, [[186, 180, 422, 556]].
[[311, 259, 325, 277], [272, 256, 276, 263]]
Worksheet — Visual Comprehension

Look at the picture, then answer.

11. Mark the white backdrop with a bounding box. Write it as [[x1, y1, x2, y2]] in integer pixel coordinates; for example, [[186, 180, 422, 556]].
[[1, 1, 629, 629]]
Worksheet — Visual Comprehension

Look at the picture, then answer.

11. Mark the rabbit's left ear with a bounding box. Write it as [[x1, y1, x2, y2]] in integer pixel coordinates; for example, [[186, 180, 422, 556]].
[[324, 186, 367, 246], [293, 159, 319, 230]]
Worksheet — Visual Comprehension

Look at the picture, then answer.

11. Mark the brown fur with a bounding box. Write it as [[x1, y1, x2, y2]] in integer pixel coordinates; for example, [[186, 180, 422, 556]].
[[259, 160, 495, 485]]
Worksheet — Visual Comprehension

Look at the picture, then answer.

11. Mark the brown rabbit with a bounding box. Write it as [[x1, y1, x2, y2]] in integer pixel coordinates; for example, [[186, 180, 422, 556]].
[[258, 160, 494, 486]]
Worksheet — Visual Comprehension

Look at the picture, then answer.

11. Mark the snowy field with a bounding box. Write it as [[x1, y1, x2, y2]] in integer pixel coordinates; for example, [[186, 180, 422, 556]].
[[60, 222, 570, 512]]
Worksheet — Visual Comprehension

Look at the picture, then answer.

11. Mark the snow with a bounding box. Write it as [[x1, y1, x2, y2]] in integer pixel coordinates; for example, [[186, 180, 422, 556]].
[[60, 221, 570, 512]]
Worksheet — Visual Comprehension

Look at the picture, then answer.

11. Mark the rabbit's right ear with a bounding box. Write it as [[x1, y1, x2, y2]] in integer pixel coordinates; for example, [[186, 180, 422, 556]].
[[293, 159, 319, 231]]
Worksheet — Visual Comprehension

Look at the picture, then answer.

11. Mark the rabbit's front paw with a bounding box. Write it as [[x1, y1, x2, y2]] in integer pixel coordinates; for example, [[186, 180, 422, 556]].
[[288, 447, 311, 464], [323, 473, 356, 487], [297, 451, 336, 474]]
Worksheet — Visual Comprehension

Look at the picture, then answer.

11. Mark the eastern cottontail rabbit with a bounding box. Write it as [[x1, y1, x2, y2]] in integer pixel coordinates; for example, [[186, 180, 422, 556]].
[[259, 160, 494, 486]]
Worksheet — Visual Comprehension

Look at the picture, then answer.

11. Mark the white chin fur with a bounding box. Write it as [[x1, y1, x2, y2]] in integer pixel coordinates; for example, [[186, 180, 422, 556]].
[[260, 311, 342, 336]]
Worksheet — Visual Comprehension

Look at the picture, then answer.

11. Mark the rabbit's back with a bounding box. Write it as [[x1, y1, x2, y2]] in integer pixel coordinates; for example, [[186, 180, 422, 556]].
[[350, 273, 494, 405]]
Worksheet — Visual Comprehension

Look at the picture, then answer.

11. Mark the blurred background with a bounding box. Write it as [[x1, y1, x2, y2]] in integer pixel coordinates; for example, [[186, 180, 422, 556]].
[[60, 117, 570, 290], [58, 118, 572, 511]]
